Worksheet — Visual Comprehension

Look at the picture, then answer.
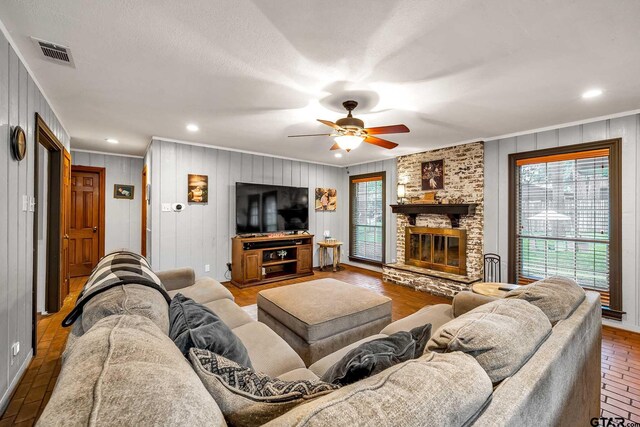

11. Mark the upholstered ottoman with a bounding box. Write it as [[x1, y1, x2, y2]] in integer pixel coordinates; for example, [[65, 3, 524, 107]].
[[257, 278, 392, 365]]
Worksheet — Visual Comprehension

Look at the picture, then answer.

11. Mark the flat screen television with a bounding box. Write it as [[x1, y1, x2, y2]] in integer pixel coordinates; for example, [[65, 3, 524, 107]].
[[236, 182, 309, 234]]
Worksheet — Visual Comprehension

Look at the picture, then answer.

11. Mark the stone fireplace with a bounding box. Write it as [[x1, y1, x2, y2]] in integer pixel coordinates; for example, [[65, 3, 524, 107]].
[[405, 226, 467, 276], [383, 142, 484, 297]]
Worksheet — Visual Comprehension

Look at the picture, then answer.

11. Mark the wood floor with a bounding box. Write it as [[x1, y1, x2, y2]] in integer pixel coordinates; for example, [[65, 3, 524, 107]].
[[1, 265, 639, 425]]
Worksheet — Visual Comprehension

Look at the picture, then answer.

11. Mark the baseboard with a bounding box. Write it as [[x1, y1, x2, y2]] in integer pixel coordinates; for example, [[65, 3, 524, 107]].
[[341, 261, 382, 274], [603, 318, 640, 334], [0, 349, 33, 416]]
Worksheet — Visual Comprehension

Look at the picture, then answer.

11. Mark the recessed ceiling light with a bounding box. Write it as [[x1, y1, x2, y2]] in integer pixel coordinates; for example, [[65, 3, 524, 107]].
[[582, 89, 603, 99], [334, 153, 343, 158], [105, 138, 119, 144], [186, 123, 199, 132]]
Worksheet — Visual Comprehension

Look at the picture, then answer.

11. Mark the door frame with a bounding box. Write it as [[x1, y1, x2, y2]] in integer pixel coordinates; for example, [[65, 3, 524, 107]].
[[141, 165, 147, 257], [348, 171, 387, 266], [70, 165, 106, 272], [32, 113, 67, 354]]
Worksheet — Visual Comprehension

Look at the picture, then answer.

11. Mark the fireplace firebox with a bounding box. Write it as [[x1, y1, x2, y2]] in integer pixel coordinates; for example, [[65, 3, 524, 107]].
[[405, 226, 467, 275]]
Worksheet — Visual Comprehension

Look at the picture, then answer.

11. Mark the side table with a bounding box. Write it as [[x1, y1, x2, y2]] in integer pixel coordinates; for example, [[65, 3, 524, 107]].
[[317, 241, 343, 272], [471, 282, 520, 298]]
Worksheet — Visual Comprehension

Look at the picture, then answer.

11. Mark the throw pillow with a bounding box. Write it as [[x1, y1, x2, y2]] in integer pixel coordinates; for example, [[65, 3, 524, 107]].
[[170, 294, 252, 368], [427, 298, 551, 383], [321, 323, 432, 386], [505, 276, 585, 324], [189, 348, 339, 427]]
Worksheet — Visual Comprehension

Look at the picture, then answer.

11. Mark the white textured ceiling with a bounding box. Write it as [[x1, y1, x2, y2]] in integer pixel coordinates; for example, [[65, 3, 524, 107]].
[[1, 0, 639, 165]]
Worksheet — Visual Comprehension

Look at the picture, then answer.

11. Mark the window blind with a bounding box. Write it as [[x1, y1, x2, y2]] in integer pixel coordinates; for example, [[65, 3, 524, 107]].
[[350, 174, 384, 263], [516, 149, 610, 294]]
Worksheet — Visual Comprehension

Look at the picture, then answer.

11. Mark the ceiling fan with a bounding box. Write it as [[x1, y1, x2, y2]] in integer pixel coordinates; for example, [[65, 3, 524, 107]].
[[288, 100, 409, 152]]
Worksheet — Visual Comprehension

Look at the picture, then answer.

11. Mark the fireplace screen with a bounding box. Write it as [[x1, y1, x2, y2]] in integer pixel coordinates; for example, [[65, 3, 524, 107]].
[[405, 227, 467, 275]]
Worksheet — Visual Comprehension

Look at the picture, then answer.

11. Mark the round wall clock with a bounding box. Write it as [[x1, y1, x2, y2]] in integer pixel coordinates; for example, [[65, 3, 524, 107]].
[[11, 126, 26, 161]]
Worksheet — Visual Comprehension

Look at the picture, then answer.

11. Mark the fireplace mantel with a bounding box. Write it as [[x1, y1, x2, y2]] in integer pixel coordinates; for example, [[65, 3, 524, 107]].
[[390, 203, 477, 227]]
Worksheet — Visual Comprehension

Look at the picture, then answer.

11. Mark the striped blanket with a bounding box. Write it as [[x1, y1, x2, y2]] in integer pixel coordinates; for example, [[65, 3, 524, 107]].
[[62, 251, 171, 327]]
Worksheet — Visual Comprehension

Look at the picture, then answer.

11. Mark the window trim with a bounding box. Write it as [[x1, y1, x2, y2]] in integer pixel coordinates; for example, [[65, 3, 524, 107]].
[[349, 171, 386, 266], [508, 138, 622, 316]]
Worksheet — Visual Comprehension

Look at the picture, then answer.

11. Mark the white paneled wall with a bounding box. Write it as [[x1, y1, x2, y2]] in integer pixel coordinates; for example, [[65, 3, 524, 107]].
[[148, 139, 346, 281], [0, 32, 69, 411], [71, 151, 143, 254], [484, 114, 640, 331], [343, 159, 398, 266]]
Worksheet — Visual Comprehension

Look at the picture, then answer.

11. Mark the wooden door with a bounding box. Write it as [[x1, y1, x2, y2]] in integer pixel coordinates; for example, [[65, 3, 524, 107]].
[[61, 151, 71, 297], [297, 246, 312, 273], [141, 165, 147, 257], [244, 252, 262, 283], [69, 167, 104, 276]]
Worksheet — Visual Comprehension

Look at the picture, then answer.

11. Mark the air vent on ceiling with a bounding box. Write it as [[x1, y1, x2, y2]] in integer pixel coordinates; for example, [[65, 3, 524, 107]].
[[31, 37, 75, 68]]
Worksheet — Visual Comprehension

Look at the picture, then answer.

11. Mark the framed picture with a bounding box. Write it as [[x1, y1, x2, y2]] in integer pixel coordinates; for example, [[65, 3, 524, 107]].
[[114, 184, 134, 200], [315, 188, 337, 211], [421, 159, 444, 191], [188, 174, 208, 203]]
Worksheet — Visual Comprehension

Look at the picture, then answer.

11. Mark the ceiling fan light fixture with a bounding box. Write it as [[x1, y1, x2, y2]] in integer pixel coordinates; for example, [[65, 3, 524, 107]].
[[334, 134, 364, 151]]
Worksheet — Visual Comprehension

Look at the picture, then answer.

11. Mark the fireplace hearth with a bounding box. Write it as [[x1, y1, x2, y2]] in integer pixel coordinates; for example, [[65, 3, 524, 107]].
[[405, 226, 467, 276]]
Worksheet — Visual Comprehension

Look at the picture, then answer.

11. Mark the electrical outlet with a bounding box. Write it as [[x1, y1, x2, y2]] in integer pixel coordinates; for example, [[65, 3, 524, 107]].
[[162, 203, 171, 212], [29, 196, 36, 212], [204, 264, 210, 272], [22, 195, 29, 212]]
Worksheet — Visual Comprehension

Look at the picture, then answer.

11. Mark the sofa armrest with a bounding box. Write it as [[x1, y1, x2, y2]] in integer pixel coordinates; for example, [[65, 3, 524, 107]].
[[452, 291, 498, 317], [156, 267, 196, 291]]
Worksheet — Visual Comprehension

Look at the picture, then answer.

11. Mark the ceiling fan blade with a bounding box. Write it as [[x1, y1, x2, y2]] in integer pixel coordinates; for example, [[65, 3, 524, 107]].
[[364, 135, 399, 150], [364, 124, 410, 135], [288, 133, 332, 138], [329, 143, 340, 150], [317, 119, 344, 130]]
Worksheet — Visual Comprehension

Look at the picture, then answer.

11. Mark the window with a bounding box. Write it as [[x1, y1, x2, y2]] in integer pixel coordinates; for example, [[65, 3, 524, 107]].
[[349, 172, 386, 265], [509, 139, 622, 318]]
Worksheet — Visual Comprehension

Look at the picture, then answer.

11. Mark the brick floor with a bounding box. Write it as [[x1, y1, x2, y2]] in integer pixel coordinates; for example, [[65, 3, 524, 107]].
[[0, 266, 638, 424]]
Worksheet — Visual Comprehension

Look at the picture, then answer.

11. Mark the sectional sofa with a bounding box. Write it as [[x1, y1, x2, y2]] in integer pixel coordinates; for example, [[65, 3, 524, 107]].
[[38, 268, 601, 426]]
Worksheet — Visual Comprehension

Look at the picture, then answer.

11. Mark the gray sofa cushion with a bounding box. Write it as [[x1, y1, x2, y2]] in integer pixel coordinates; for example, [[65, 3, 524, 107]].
[[505, 276, 586, 324], [156, 267, 196, 291], [380, 304, 453, 336], [232, 322, 306, 378], [167, 276, 234, 303], [81, 284, 170, 334], [321, 323, 432, 386], [309, 334, 388, 378], [427, 298, 552, 383], [170, 294, 252, 368], [189, 349, 338, 427], [204, 298, 254, 329], [38, 315, 225, 427], [277, 368, 321, 382], [452, 291, 498, 318], [265, 352, 493, 427]]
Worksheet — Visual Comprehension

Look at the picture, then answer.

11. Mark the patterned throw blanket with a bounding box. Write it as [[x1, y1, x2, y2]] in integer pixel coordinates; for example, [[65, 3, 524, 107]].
[[62, 251, 170, 327]]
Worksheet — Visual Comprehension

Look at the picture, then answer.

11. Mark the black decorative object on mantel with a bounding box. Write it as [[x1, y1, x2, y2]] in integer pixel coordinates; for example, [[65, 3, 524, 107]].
[[389, 203, 477, 228]]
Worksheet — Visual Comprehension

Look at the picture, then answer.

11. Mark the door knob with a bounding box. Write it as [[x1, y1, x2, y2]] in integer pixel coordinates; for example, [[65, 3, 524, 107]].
[[93, 226, 97, 233]]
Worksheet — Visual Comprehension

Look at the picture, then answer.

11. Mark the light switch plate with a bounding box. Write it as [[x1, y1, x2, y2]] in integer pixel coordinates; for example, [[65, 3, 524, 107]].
[[22, 195, 29, 212], [162, 203, 171, 212], [204, 264, 210, 272]]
